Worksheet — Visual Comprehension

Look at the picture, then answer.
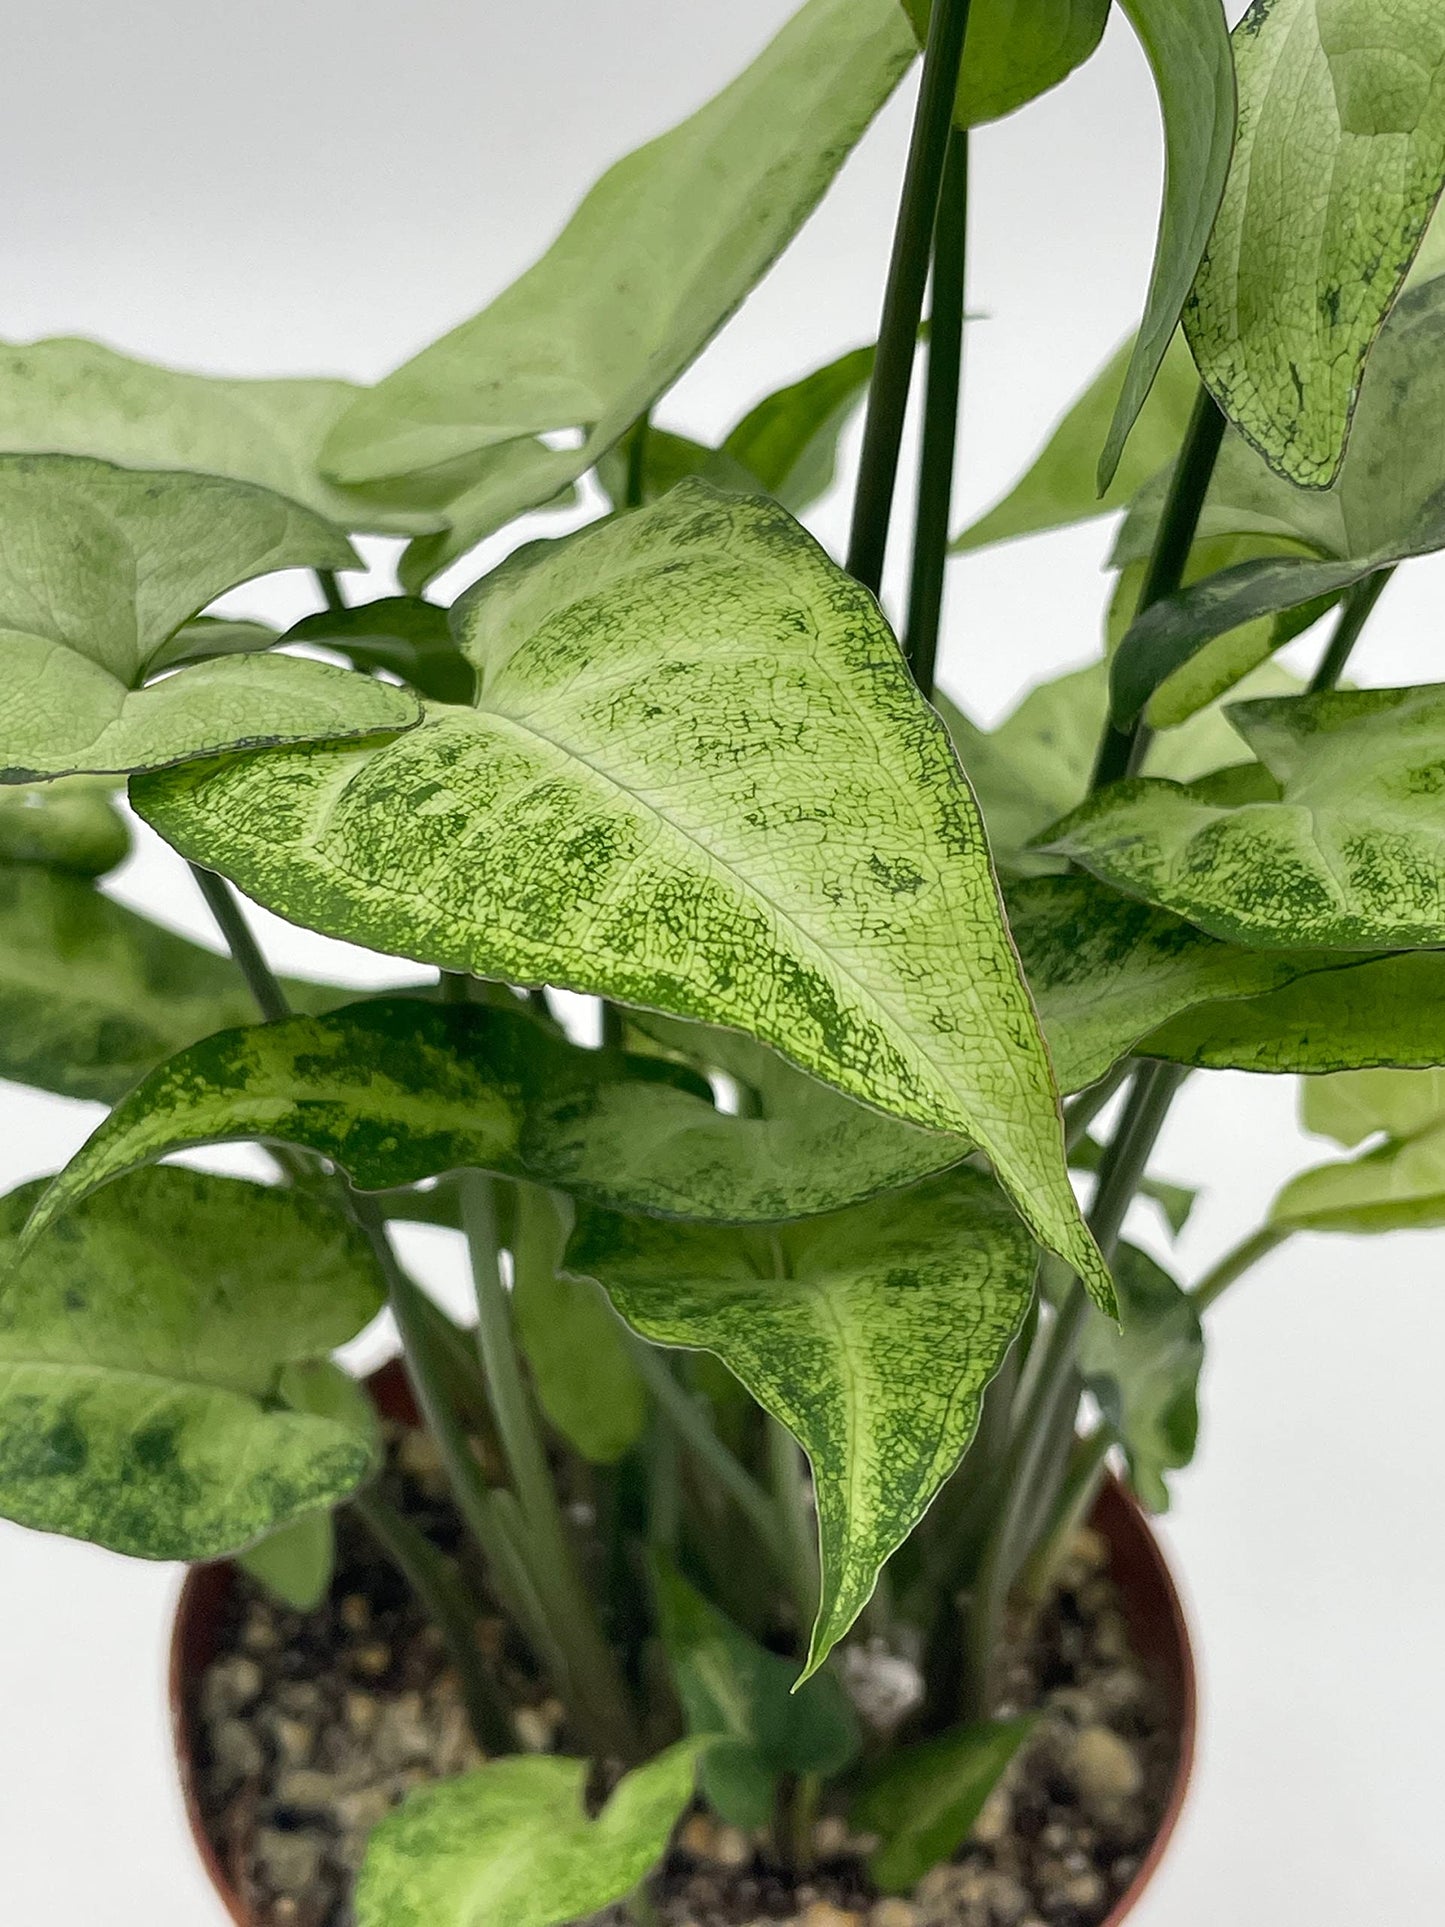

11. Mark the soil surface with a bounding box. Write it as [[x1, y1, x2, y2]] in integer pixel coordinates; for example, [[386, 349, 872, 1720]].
[[192, 1420, 1178, 1927]]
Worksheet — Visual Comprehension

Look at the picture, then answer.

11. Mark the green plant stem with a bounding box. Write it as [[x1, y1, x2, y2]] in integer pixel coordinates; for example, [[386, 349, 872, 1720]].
[[1062, 1060, 1132, 1153], [904, 126, 970, 696], [768, 1416, 821, 1631], [315, 567, 348, 613], [1191, 1223, 1291, 1312], [1307, 566, 1394, 693], [352, 1482, 515, 1756], [624, 415, 651, 511], [1015, 1424, 1114, 1608], [846, 0, 973, 596], [1090, 384, 1227, 790], [189, 865, 289, 1022]]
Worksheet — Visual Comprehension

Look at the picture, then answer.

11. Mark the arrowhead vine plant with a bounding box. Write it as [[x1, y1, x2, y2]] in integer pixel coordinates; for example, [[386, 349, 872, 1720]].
[[6, 1, 1445, 1920]]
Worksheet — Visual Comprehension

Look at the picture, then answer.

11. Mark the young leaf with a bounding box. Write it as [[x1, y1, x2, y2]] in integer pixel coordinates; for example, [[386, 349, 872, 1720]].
[[1071, 1134, 1196, 1237], [722, 340, 880, 512], [566, 1168, 1038, 1676], [1099, 0, 1236, 489], [851, 1717, 1034, 1893], [1184, 0, 1445, 488], [0, 779, 129, 875], [322, 0, 916, 584], [1042, 684, 1445, 948], [0, 866, 338, 1104], [596, 425, 759, 512], [0, 1168, 381, 1559], [237, 1512, 337, 1612], [0, 454, 416, 781], [900, 0, 1110, 130], [1077, 1242, 1202, 1512], [1270, 1068, 1445, 1234], [353, 1741, 703, 1927], [1303, 1066, 1445, 1148], [0, 333, 446, 535], [282, 597, 476, 705], [132, 486, 1109, 1307], [653, 1559, 858, 1829], [511, 1185, 647, 1465]]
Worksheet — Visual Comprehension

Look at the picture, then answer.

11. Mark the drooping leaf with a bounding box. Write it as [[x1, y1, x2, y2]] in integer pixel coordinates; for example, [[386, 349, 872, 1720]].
[[0, 333, 447, 535], [0, 865, 340, 1104], [900, 0, 1110, 129], [1184, 0, 1445, 489], [353, 1741, 703, 1927], [1077, 1242, 1202, 1511], [1042, 684, 1445, 948], [322, 0, 916, 584], [1269, 1067, 1445, 1233], [1099, 0, 1236, 489], [0, 454, 416, 781], [851, 1717, 1034, 1893], [282, 597, 476, 705], [653, 1559, 858, 1828], [0, 779, 129, 875], [511, 1184, 647, 1465], [237, 1512, 337, 1612], [0, 1168, 381, 1559], [566, 1168, 1037, 1676], [132, 485, 1108, 1305], [951, 331, 1200, 553]]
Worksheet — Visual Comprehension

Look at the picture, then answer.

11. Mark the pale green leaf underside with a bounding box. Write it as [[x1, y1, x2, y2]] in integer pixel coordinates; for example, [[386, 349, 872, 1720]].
[[1271, 1067, 1445, 1233], [0, 334, 445, 536], [1303, 1065, 1445, 1145], [901, 0, 1109, 129], [132, 486, 1108, 1307], [1100, 0, 1236, 489], [1077, 1242, 1202, 1512], [567, 1169, 1037, 1675], [322, 0, 915, 582], [0, 778, 129, 875], [1043, 684, 1445, 948], [0, 454, 416, 780], [0, 1168, 380, 1559], [354, 1741, 702, 1927], [1184, 0, 1445, 487]]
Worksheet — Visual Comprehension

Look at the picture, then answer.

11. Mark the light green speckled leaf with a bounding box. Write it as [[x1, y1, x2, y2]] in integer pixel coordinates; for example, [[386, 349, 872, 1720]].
[[0, 334, 446, 536], [354, 1741, 703, 1927], [1184, 0, 1445, 488], [1042, 683, 1445, 948], [1077, 1242, 1202, 1512], [0, 454, 416, 781], [900, 0, 1110, 129], [0, 1168, 380, 1559], [132, 485, 1109, 1306], [1272, 1069, 1445, 1232], [322, 0, 915, 583], [566, 1168, 1037, 1675], [0, 779, 129, 875], [0, 865, 338, 1104]]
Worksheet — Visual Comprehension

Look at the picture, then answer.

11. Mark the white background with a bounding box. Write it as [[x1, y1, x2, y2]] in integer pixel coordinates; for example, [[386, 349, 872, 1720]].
[[2, 3, 1443, 1919]]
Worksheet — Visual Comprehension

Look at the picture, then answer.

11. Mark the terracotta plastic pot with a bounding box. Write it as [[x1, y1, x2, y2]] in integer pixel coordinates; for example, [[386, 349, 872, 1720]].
[[171, 1364, 1196, 1925]]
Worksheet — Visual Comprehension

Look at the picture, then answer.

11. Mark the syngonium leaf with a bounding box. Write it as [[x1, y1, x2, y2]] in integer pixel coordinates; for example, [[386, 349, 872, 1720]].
[[0, 779, 129, 875], [1270, 1068, 1445, 1233], [0, 1167, 381, 1559], [1077, 1242, 1202, 1512], [354, 1741, 703, 1927], [653, 1559, 858, 1829], [1041, 683, 1445, 948], [852, 1717, 1035, 1893], [1071, 1134, 1196, 1237], [1099, 0, 1236, 490], [0, 865, 337, 1104], [322, 0, 916, 586], [1112, 275, 1445, 718], [899, 0, 1110, 128], [1183, 0, 1445, 489], [131, 484, 1111, 1308], [565, 1168, 1038, 1676], [237, 1511, 337, 1612], [0, 454, 417, 781], [0, 333, 447, 536], [282, 597, 476, 706]]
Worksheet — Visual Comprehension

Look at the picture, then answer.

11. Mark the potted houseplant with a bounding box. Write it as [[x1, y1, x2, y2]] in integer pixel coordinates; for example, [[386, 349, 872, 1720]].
[[4, 0, 1445, 1921]]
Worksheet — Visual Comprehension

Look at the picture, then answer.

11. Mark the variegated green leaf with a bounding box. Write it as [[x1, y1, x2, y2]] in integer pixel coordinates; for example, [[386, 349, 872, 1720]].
[[0, 454, 416, 781], [1042, 684, 1445, 948], [1077, 1242, 1202, 1511], [566, 1169, 1037, 1675], [354, 1741, 703, 1927], [132, 486, 1109, 1306], [1271, 1068, 1445, 1233], [0, 779, 129, 875], [900, 0, 1110, 129], [1184, 0, 1445, 488], [322, 0, 916, 584], [0, 1168, 380, 1559], [0, 333, 444, 535]]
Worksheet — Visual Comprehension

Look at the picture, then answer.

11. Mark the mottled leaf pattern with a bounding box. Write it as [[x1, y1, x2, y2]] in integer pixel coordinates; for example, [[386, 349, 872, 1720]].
[[566, 1169, 1037, 1674], [1184, 0, 1445, 486], [0, 1168, 380, 1559], [133, 487, 1108, 1304], [354, 1742, 702, 1927], [901, 0, 1110, 129]]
